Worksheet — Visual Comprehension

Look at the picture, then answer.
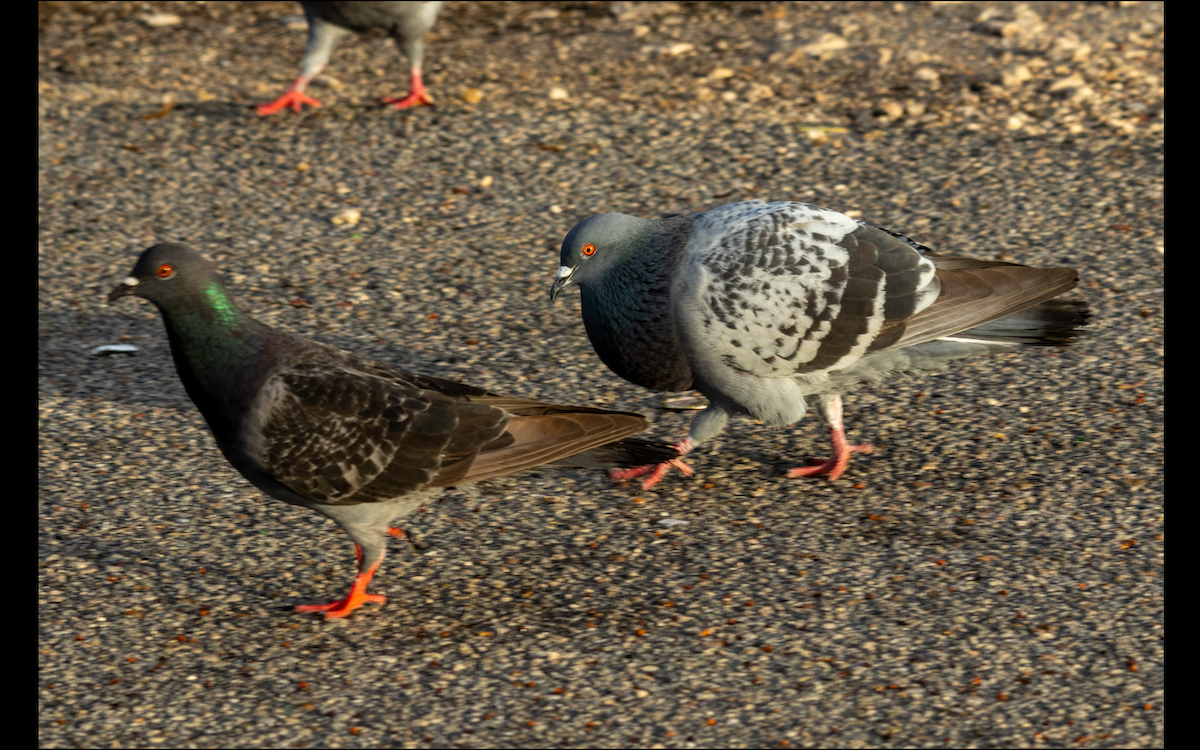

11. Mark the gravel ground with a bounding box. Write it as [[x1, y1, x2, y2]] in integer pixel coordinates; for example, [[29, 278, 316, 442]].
[[38, 2, 1163, 747]]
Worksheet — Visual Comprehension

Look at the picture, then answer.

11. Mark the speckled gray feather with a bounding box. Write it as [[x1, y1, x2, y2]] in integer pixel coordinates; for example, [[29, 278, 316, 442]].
[[553, 200, 1089, 472]]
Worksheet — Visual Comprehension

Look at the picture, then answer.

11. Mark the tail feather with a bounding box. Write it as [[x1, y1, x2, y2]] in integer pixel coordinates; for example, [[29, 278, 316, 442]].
[[957, 298, 1090, 346], [830, 297, 1088, 394], [550, 437, 679, 469]]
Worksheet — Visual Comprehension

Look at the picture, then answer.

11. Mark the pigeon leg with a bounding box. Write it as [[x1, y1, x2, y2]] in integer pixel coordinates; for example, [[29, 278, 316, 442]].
[[257, 77, 323, 116], [787, 395, 873, 480], [258, 17, 346, 116], [609, 438, 696, 490], [296, 543, 387, 619], [382, 68, 434, 109]]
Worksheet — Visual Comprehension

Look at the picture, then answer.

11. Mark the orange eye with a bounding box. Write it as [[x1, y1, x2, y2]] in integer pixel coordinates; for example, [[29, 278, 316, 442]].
[[157, 264, 174, 278], [582, 243, 596, 257]]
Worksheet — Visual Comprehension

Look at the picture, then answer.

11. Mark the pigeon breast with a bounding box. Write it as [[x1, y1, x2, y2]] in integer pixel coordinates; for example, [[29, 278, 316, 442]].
[[578, 217, 696, 392]]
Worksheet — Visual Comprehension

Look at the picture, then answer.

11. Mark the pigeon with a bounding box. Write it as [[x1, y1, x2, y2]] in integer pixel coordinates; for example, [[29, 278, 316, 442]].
[[258, 1, 444, 116], [550, 200, 1089, 488], [109, 243, 676, 618]]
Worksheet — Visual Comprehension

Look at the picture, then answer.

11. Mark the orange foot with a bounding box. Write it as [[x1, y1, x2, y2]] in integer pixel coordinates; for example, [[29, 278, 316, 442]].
[[787, 443, 873, 481], [609, 439, 695, 490], [787, 394, 873, 481], [296, 545, 384, 619], [382, 90, 433, 109], [257, 89, 322, 116], [294, 587, 386, 619], [388, 526, 423, 550], [383, 70, 433, 110]]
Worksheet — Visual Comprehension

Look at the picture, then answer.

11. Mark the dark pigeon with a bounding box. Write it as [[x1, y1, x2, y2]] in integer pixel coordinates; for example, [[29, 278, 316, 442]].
[[109, 243, 675, 618], [551, 200, 1090, 488], [258, 1, 444, 115]]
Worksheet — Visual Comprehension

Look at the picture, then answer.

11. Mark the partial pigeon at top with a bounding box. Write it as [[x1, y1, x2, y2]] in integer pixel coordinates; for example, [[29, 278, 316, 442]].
[[109, 244, 675, 618], [258, 1, 444, 115], [551, 200, 1089, 488]]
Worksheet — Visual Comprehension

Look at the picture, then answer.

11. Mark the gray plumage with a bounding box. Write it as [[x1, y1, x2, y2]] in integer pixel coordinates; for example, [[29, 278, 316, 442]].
[[259, 1, 443, 115], [109, 243, 675, 617], [551, 200, 1089, 486]]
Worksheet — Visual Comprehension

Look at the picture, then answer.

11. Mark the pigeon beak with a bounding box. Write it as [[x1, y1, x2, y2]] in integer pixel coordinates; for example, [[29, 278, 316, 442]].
[[108, 277, 140, 304], [549, 265, 575, 300]]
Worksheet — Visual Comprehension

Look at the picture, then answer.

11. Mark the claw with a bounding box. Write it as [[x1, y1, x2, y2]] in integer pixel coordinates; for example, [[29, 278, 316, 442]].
[[257, 89, 322, 116], [609, 439, 695, 490], [787, 395, 873, 481], [787, 443, 873, 481], [295, 544, 385, 619], [382, 91, 434, 109], [382, 69, 433, 110], [294, 588, 386, 619]]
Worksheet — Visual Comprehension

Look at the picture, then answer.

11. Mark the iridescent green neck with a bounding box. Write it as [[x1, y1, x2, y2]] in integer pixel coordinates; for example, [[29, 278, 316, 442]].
[[160, 280, 264, 417], [204, 281, 242, 329], [159, 279, 256, 379]]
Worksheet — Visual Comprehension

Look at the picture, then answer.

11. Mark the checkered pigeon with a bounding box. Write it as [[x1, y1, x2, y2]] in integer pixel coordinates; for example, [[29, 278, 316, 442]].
[[551, 200, 1089, 488]]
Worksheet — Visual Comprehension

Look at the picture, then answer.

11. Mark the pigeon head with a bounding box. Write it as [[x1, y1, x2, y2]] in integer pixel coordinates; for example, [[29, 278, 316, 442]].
[[550, 212, 649, 300], [109, 243, 230, 308], [108, 242, 252, 337]]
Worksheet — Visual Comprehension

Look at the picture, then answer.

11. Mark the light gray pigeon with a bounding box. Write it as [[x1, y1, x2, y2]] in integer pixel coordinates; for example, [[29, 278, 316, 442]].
[[550, 200, 1089, 489], [258, 1, 444, 115], [109, 243, 676, 618]]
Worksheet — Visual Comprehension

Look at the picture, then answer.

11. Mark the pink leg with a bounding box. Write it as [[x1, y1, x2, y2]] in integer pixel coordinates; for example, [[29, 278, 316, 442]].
[[609, 438, 696, 490], [382, 68, 434, 109], [787, 396, 873, 481], [257, 76, 323, 116]]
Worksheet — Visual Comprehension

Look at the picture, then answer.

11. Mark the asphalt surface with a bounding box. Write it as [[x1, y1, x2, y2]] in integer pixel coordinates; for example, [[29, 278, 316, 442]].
[[38, 2, 1164, 747]]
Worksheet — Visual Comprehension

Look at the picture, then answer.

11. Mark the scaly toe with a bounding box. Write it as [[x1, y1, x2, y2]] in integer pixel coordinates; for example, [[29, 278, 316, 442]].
[[382, 92, 433, 109], [257, 90, 322, 116], [295, 593, 387, 618], [609, 457, 693, 489], [787, 459, 839, 479]]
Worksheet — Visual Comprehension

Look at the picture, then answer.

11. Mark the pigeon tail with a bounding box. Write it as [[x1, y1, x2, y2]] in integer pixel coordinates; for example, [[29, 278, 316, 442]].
[[954, 298, 1091, 347], [552, 436, 680, 469]]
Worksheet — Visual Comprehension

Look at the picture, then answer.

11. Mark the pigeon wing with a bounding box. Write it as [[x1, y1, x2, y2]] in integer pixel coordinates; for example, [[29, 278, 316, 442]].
[[251, 344, 657, 500], [254, 347, 510, 505], [678, 202, 939, 378]]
